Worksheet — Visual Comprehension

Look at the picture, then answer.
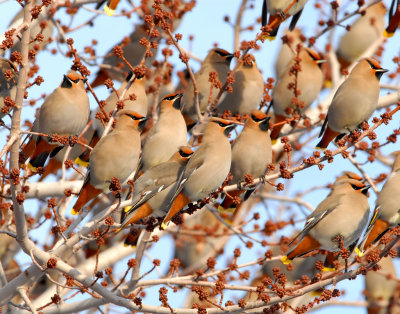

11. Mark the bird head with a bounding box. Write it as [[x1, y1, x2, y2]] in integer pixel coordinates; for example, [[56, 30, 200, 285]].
[[250, 110, 271, 132], [206, 48, 234, 65], [161, 92, 184, 111], [303, 48, 327, 68], [209, 117, 237, 137], [61, 71, 87, 89], [338, 179, 370, 196], [117, 110, 149, 132], [241, 54, 257, 69], [354, 58, 388, 80]]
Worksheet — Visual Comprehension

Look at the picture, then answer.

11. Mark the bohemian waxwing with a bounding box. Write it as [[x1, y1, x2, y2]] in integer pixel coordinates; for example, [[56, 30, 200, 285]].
[[91, 24, 157, 88], [0, 58, 18, 120], [181, 48, 233, 125], [270, 47, 325, 143], [218, 111, 272, 212], [76, 72, 147, 167], [217, 55, 264, 116], [261, 0, 308, 39], [316, 58, 388, 150], [384, 0, 400, 37], [358, 151, 400, 252], [139, 93, 187, 173], [22, 71, 90, 171], [161, 118, 236, 225], [7, 6, 54, 55], [71, 110, 148, 215], [119, 146, 194, 229], [336, 2, 386, 70], [281, 178, 370, 264], [275, 28, 304, 79], [365, 256, 398, 314]]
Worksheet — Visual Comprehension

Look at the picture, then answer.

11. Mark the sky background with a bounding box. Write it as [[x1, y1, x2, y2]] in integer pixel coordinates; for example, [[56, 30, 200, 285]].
[[1, 0, 400, 312]]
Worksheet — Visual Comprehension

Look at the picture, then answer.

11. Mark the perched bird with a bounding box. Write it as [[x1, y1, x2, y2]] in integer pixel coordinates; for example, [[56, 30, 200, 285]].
[[316, 58, 388, 150], [365, 256, 398, 314], [217, 55, 264, 116], [76, 72, 147, 167], [270, 47, 325, 143], [274, 28, 304, 79], [281, 178, 370, 264], [91, 24, 157, 88], [182, 48, 233, 126], [218, 111, 272, 212], [119, 146, 194, 229], [71, 110, 148, 215], [261, 0, 308, 39], [336, 2, 386, 70], [161, 118, 236, 225], [139, 93, 187, 173], [22, 71, 90, 171], [0, 58, 18, 120], [358, 151, 400, 252], [384, 0, 400, 37]]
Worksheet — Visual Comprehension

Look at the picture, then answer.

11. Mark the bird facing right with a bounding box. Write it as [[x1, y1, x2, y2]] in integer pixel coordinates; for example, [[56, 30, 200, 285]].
[[316, 58, 388, 150], [282, 178, 370, 265]]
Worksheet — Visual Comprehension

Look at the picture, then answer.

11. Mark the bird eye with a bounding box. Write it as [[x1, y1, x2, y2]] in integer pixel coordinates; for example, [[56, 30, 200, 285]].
[[165, 95, 176, 101], [216, 121, 228, 127], [351, 184, 362, 190], [366, 59, 380, 70], [73, 79, 80, 83], [126, 113, 140, 120], [215, 49, 230, 57]]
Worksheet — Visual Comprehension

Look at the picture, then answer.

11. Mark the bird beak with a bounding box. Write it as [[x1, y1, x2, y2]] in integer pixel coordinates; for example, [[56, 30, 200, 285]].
[[173, 93, 184, 110], [138, 117, 150, 132], [224, 124, 237, 136], [260, 117, 271, 131], [226, 54, 234, 63], [376, 68, 389, 73], [82, 78, 88, 84], [361, 185, 371, 196], [375, 68, 389, 80], [317, 59, 328, 64]]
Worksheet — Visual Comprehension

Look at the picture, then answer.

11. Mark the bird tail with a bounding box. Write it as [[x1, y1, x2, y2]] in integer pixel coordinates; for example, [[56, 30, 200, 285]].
[[75, 131, 100, 168], [104, 0, 120, 16], [217, 190, 243, 213], [359, 218, 390, 253], [123, 228, 141, 247], [315, 127, 341, 150], [38, 159, 62, 182], [28, 138, 59, 171], [270, 114, 287, 144], [119, 203, 153, 231], [71, 181, 102, 215], [91, 69, 111, 88], [384, 3, 400, 37], [286, 234, 321, 261], [162, 193, 191, 228]]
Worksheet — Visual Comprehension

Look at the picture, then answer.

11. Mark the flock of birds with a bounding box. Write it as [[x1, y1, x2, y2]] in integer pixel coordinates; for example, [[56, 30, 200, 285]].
[[1, 0, 400, 311]]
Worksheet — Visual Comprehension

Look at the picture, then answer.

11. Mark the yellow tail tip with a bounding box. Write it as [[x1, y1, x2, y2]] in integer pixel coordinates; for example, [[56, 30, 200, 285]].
[[324, 80, 333, 88], [27, 163, 38, 172], [383, 30, 394, 38], [267, 36, 276, 41], [71, 208, 79, 215], [271, 139, 278, 145], [123, 243, 136, 248], [75, 157, 89, 168], [161, 222, 168, 230], [311, 290, 323, 297], [281, 255, 292, 265], [218, 205, 236, 214], [104, 5, 115, 16], [355, 247, 364, 257], [315, 146, 326, 151], [322, 266, 336, 272], [124, 206, 132, 213]]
